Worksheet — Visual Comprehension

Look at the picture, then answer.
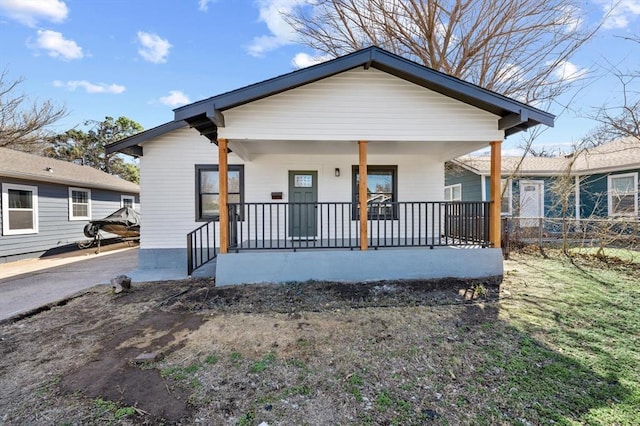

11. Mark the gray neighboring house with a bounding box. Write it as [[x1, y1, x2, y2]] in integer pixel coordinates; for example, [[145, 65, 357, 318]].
[[0, 147, 139, 263]]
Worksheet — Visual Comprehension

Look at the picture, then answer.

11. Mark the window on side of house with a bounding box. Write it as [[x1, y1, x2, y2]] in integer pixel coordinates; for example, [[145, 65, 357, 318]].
[[2, 183, 39, 235], [608, 173, 638, 216], [69, 187, 91, 220], [352, 165, 397, 219], [196, 165, 244, 221], [501, 179, 512, 215], [444, 184, 462, 201], [121, 195, 135, 209]]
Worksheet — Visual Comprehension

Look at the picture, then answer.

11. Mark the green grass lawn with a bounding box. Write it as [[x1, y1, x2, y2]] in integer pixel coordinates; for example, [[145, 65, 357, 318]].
[[496, 250, 640, 425]]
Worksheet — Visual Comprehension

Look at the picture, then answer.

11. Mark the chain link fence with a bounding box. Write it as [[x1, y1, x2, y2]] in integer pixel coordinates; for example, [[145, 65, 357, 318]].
[[501, 216, 640, 258]]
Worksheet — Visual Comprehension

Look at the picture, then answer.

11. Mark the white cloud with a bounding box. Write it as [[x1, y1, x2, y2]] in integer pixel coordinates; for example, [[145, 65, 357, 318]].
[[53, 80, 125, 94], [553, 60, 587, 82], [198, 0, 216, 12], [137, 31, 172, 64], [598, 0, 640, 29], [559, 5, 582, 33], [31, 30, 83, 61], [291, 52, 331, 68], [0, 0, 68, 27], [159, 90, 190, 107], [247, 0, 306, 57]]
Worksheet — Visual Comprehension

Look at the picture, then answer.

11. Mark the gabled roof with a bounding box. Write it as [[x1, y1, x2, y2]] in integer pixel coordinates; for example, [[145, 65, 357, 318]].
[[453, 137, 640, 176], [108, 46, 554, 156], [0, 147, 139, 193]]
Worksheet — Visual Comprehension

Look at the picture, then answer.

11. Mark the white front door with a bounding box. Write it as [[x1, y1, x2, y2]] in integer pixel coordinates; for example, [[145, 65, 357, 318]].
[[519, 180, 544, 227]]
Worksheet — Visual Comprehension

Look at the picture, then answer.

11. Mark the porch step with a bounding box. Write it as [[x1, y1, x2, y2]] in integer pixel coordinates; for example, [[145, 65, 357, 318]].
[[192, 259, 216, 278]]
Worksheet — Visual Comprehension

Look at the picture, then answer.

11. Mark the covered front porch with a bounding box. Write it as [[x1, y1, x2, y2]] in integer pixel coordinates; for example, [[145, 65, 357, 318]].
[[188, 198, 496, 275], [186, 136, 504, 282]]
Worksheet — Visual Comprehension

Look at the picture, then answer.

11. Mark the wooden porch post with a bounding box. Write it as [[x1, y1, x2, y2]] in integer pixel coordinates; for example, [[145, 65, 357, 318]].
[[218, 138, 229, 254], [489, 140, 502, 248], [359, 140, 368, 250]]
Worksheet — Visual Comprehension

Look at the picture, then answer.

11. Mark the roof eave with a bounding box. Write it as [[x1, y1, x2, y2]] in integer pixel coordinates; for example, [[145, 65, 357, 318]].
[[0, 171, 139, 193], [173, 46, 555, 134], [111, 46, 555, 150], [106, 120, 188, 156]]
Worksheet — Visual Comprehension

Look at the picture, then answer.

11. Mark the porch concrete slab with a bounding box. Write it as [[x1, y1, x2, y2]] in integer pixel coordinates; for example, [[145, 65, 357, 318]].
[[215, 247, 503, 286], [124, 267, 187, 283]]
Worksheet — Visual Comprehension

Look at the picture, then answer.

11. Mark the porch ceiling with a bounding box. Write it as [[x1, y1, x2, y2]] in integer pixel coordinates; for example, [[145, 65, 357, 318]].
[[228, 139, 488, 161]]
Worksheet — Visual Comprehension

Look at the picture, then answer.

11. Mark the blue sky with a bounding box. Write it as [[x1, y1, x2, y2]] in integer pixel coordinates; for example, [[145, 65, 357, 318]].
[[1, 0, 639, 155]]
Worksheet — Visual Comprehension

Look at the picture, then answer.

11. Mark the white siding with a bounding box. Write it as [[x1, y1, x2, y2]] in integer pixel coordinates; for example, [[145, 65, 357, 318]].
[[220, 68, 502, 142], [140, 127, 446, 249], [140, 128, 230, 249]]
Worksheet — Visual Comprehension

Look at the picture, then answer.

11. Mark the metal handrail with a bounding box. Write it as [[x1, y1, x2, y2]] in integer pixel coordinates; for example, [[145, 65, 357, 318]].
[[186, 220, 217, 275]]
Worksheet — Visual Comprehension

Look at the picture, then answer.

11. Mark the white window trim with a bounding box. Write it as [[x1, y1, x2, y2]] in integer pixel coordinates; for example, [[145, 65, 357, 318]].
[[607, 172, 638, 217], [121, 195, 135, 209], [501, 178, 513, 216], [444, 183, 462, 201], [2, 183, 39, 235], [68, 187, 91, 221]]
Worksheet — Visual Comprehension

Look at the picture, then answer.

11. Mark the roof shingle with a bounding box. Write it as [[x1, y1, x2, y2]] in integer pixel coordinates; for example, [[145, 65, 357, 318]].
[[0, 148, 139, 193], [454, 137, 640, 175]]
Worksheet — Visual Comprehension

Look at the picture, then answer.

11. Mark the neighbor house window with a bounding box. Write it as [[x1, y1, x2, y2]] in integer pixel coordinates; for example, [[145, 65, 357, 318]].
[[69, 187, 91, 220], [2, 183, 39, 235], [352, 166, 397, 219], [444, 184, 462, 201], [608, 173, 637, 216], [196, 165, 244, 220], [121, 195, 135, 209], [501, 179, 513, 215]]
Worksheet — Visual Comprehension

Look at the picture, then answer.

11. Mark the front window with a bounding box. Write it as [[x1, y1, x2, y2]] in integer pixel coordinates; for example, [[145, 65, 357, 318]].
[[608, 173, 637, 216], [501, 179, 512, 215], [444, 184, 462, 201], [69, 187, 91, 220], [121, 195, 135, 209], [2, 183, 39, 235], [196, 165, 244, 220], [352, 165, 397, 219]]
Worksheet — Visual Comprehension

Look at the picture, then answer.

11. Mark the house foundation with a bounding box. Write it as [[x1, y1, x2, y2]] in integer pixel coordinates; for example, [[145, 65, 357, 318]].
[[215, 247, 503, 286]]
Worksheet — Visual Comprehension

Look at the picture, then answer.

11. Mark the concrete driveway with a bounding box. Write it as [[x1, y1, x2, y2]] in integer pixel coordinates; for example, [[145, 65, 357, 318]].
[[0, 244, 138, 322]]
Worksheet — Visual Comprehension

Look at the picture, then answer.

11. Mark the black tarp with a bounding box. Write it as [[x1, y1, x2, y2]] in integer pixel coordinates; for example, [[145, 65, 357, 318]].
[[84, 207, 140, 238]]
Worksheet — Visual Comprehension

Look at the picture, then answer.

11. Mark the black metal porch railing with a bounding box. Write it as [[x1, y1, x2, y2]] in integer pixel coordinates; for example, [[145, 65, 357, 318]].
[[228, 202, 359, 250], [227, 201, 491, 251], [186, 201, 491, 274], [442, 201, 491, 246], [186, 220, 217, 275], [366, 201, 491, 248]]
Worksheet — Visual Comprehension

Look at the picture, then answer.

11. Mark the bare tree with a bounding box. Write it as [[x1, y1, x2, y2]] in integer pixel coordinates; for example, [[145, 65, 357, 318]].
[[577, 35, 640, 146], [0, 70, 66, 153], [288, 0, 600, 104]]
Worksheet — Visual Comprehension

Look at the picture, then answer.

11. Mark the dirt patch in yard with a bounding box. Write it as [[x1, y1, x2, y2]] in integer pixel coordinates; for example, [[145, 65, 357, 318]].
[[168, 277, 500, 314], [59, 311, 203, 423], [0, 276, 498, 424]]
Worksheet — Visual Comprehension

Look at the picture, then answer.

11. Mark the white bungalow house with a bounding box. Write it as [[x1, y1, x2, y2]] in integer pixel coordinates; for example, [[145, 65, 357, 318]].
[[107, 47, 553, 285]]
